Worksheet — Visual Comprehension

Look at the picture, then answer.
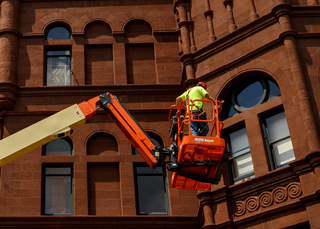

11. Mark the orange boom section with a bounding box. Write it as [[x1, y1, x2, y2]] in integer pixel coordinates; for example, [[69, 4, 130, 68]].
[[78, 92, 157, 169], [168, 100, 226, 190]]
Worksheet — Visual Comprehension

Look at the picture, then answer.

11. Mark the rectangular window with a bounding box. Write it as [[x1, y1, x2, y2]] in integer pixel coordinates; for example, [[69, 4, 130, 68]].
[[228, 127, 254, 184], [134, 165, 169, 215], [43, 165, 73, 215], [263, 111, 295, 169], [45, 49, 72, 86]]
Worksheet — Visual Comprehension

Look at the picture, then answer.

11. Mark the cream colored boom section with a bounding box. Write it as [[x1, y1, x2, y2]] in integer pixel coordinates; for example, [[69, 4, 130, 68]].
[[0, 104, 86, 167]]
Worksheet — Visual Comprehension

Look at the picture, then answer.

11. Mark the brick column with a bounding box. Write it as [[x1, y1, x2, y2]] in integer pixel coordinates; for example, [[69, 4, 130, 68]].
[[175, 0, 196, 83], [113, 33, 127, 85], [274, 4, 320, 154], [248, 0, 258, 21], [198, 192, 215, 228], [0, 0, 19, 112], [223, 0, 237, 33], [204, 0, 217, 42]]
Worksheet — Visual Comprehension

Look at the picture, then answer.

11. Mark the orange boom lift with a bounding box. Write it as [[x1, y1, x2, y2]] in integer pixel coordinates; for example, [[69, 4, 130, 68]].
[[166, 98, 226, 190], [0, 92, 226, 191]]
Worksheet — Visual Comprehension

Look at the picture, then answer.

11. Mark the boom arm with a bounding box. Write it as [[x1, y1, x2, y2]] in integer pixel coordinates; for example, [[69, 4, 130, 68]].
[[0, 92, 226, 191], [0, 92, 157, 169]]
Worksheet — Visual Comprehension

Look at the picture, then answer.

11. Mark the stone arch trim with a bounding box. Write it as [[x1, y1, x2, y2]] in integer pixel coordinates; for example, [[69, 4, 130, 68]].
[[34, 11, 166, 35], [84, 130, 119, 148], [34, 13, 77, 34], [213, 59, 290, 100], [86, 131, 119, 156], [122, 17, 154, 32]]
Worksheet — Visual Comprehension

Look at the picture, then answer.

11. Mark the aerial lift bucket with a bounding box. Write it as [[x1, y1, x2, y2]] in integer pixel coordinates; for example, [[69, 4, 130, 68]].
[[168, 99, 226, 190]]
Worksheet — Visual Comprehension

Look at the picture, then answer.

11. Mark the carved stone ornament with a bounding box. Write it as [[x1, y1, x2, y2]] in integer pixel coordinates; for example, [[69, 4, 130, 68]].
[[233, 182, 302, 217]]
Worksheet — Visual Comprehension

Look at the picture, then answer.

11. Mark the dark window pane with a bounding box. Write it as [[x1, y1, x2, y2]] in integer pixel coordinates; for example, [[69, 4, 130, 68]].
[[136, 166, 163, 174], [47, 27, 71, 40], [45, 176, 72, 214], [45, 167, 71, 175], [228, 105, 237, 118], [237, 81, 263, 108], [45, 138, 72, 156], [137, 176, 167, 214], [268, 80, 281, 100]]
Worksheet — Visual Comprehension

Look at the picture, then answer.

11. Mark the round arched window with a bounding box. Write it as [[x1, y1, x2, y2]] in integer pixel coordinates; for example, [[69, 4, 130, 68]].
[[46, 26, 71, 40], [43, 138, 73, 156], [222, 75, 281, 119]]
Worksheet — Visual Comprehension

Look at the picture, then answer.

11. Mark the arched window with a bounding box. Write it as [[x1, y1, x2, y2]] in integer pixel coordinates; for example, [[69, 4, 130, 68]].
[[42, 137, 73, 156], [44, 24, 72, 86], [220, 73, 294, 185], [222, 75, 280, 119], [46, 26, 71, 40]]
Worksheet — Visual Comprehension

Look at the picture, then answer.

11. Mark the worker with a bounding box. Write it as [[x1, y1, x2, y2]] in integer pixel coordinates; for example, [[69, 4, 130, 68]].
[[176, 82, 215, 136]]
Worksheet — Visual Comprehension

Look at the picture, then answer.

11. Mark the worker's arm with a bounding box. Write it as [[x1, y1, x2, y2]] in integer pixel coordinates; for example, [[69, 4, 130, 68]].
[[204, 93, 215, 103], [176, 96, 182, 114]]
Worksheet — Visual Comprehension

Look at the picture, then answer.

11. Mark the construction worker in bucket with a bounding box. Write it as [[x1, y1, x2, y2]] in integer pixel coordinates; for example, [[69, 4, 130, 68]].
[[176, 82, 215, 136]]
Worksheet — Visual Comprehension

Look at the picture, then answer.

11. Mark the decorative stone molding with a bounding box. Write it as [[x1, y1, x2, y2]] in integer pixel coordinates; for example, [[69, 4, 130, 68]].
[[233, 182, 302, 217]]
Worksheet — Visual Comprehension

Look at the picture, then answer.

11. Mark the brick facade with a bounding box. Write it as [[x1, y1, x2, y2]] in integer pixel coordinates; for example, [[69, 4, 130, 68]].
[[0, 0, 320, 228]]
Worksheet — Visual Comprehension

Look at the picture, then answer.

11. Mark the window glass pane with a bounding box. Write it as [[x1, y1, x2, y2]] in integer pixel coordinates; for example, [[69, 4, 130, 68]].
[[230, 128, 250, 156], [45, 139, 72, 156], [133, 137, 161, 155], [47, 50, 70, 56], [266, 112, 290, 143], [47, 27, 70, 40], [45, 167, 71, 175], [46, 56, 71, 86], [228, 105, 237, 117], [45, 176, 72, 214], [137, 175, 167, 214], [268, 80, 281, 100], [136, 166, 163, 174], [237, 81, 263, 108], [232, 153, 254, 179], [272, 138, 295, 168]]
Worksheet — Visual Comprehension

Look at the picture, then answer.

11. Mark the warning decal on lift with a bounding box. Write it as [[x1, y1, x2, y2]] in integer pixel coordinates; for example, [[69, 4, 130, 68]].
[[195, 138, 214, 142]]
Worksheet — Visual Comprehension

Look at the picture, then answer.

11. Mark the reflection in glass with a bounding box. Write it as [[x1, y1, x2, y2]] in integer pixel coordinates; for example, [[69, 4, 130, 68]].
[[272, 138, 294, 168], [46, 56, 71, 86], [266, 112, 295, 168], [229, 128, 254, 183], [232, 153, 254, 179], [237, 81, 263, 108]]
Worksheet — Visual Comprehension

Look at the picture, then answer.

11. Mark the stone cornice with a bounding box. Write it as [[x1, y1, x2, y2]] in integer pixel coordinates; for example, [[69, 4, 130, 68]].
[[17, 85, 184, 97], [187, 5, 320, 82]]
